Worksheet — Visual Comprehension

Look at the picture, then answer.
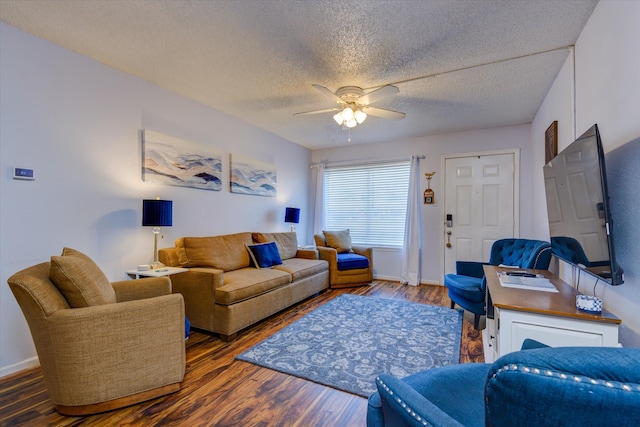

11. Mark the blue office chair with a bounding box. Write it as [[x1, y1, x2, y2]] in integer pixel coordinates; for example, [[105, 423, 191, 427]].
[[444, 239, 551, 329], [368, 343, 640, 427]]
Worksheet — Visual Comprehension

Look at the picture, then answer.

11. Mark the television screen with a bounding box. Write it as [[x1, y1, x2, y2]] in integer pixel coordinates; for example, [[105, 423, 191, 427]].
[[543, 124, 624, 285]]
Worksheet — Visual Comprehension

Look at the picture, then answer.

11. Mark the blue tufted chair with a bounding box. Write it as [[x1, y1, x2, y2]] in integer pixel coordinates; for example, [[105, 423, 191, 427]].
[[367, 344, 640, 427], [551, 236, 609, 267], [444, 239, 551, 329]]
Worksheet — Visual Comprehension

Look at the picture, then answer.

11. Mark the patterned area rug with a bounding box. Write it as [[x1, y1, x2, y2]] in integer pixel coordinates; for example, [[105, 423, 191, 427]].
[[236, 294, 463, 397]]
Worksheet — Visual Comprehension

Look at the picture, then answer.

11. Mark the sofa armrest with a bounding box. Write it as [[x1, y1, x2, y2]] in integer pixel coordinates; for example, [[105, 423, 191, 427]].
[[46, 294, 185, 404], [455, 261, 487, 278], [352, 245, 373, 261], [112, 277, 172, 302], [317, 246, 338, 264], [295, 248, 319, 259], [169, 268, 223, 332]]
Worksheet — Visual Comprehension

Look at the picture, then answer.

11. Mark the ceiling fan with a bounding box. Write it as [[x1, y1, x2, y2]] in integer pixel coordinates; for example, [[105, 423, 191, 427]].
[[294, 84, 405, 128]]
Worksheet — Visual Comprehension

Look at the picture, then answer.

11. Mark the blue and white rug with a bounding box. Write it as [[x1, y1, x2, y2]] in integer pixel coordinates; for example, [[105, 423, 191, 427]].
[[236, 294, 463, 397]]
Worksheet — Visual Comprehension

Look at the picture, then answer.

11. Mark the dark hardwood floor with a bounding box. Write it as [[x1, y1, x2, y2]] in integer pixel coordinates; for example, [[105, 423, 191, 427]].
[[0, 281, 484, 427]]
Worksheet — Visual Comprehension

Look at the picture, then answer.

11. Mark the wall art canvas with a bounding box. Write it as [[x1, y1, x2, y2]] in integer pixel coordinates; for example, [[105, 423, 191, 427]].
[[143, 130, 222, 191], [230, 154, 277, 197]]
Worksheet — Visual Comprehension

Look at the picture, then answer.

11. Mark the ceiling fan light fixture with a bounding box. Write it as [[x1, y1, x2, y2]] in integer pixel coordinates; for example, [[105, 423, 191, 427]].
[[354, 109, 367, 124], [333, 111, 343, 125], [345, 118, 357, 128], [342, 107, 354, 121]]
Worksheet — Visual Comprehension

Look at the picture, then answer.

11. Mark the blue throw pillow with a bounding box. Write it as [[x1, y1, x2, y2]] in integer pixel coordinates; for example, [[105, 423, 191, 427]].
[[246, 242, 283, 268]]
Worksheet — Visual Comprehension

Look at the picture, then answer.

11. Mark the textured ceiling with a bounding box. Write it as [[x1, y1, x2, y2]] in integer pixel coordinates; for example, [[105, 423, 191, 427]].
[[0, 0, 598, 149]]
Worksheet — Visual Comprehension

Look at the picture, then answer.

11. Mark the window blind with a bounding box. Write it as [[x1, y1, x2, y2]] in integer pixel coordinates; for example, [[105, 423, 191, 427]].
[[324, 161, 410, 247]]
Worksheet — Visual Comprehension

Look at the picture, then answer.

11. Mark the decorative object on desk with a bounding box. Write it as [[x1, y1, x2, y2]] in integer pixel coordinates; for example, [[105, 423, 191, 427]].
[[237, 294, 462, 397], [545, 120, 558, 164], [137, 264, 151, 271], [424, 171, 435, 204], [142, 129, 222, 191], [142, 198, 172, 269], [230, 154, 277, 197], [576, 295, 603, 313], [284, 207, 300, 231]]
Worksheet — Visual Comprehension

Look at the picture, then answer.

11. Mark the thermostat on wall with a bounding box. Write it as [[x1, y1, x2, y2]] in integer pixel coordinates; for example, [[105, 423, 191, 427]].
[[13, 167, 35, 180]]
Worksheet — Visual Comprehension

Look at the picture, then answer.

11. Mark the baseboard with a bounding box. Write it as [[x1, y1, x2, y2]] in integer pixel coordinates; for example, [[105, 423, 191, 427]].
[[374, 275, 442, 286], [0, 356, 39, 379]]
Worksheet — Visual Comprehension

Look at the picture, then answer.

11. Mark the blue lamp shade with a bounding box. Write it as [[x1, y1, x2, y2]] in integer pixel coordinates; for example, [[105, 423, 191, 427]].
[[284, 207, 300, 224], [142, 199, 173, 227]]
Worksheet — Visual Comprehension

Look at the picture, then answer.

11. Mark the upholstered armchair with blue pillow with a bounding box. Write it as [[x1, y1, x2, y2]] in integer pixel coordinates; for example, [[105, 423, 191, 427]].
[[444, 238, 551, 329], [368, 344, 640, 427], [314, 230, 373, 288]]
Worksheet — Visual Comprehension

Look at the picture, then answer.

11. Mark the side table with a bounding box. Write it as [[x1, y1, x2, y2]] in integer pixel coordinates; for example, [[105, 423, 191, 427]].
[[125, 266, 188, 279]]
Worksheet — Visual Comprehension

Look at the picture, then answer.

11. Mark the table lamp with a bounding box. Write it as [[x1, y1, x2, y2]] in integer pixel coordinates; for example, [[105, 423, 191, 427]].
[[284, 207, 300, 232], [142, 198, 172, 268]]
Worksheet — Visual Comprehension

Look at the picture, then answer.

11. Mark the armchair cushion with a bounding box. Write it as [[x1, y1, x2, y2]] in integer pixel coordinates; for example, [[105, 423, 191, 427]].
[[323, 229, 352, 253], [337, 252, 370, 270], [443, 274, 485, 303], [49, 247, 116, 307]]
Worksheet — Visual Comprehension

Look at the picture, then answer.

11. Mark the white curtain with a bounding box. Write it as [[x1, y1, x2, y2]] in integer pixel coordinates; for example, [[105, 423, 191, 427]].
[[401, 156, 422, 286], [312, 164, 325, 236]]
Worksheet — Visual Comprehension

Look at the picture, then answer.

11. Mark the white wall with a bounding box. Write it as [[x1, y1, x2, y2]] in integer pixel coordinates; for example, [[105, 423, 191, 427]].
[[312, 123, 534, 285], [530, 0, 640, 346], [0, 23, 312, 376]]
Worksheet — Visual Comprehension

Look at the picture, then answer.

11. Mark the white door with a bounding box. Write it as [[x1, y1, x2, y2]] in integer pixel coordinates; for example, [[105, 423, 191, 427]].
[[443, 152, 517, 275]]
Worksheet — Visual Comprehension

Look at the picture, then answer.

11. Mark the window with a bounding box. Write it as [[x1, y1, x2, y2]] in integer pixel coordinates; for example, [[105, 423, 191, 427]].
[[324, 161, 410, 247]]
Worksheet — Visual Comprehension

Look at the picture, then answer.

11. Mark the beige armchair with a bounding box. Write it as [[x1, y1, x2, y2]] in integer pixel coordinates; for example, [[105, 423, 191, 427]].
[[314, 231, 373, 288], [7, 248, 186, 416]]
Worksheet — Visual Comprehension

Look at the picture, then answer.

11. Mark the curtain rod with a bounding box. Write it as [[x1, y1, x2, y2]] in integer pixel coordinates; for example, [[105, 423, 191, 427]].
[[310, 155, 424, 169]]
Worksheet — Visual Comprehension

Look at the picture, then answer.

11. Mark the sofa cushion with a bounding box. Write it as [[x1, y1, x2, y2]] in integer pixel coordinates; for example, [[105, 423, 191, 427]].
[[176, 233, 252, 271], [215, 268, 291, 305], [49, 247, 117, 307], [246, 242, 283, 268], [323, 229, 352, 253], [273, 258, 328, 282], [337, 253, 369, 270], [252, 232, 298, 260]]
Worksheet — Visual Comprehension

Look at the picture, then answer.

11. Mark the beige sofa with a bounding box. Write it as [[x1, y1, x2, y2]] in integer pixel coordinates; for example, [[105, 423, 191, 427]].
[[159, 231, 329, 341]]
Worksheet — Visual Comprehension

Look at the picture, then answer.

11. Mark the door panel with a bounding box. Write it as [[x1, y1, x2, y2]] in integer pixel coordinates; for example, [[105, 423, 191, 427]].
[[444, 153, 516, 275]]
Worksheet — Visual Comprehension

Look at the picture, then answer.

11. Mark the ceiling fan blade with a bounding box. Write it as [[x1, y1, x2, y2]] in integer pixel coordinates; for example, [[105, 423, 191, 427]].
[[362, 106, 406, 120], [293, 107, 342, 116], [358, 85, 400, 106], [312, 84, 344, 103]]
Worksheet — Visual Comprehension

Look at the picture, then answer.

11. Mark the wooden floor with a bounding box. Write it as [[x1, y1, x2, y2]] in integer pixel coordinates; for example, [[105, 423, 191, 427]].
[[0, 281, 484, 427]]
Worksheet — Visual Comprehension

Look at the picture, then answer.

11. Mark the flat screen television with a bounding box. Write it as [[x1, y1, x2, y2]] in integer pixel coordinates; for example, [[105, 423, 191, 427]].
[[543, 124, 624, 285]]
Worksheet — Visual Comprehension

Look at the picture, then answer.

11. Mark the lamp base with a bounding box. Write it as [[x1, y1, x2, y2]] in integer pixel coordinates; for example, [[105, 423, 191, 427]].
[[150, 261, 165, 270]]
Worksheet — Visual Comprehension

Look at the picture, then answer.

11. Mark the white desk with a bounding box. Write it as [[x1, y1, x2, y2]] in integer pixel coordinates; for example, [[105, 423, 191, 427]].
[[483, 265, 620, 363]]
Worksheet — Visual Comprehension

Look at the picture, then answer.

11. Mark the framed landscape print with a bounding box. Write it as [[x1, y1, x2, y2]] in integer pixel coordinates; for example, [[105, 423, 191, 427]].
[[142, 130, 222, 191], [230, 154, 277, 197]]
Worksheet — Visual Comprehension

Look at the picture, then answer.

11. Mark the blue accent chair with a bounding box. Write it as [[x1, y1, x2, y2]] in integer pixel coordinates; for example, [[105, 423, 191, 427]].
[[551, 236, 609, 267], [444, 238, 552, 329], [367, 344, 640, 427]]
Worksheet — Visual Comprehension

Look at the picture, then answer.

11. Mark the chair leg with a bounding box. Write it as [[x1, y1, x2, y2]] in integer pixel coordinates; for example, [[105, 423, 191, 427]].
[[450, 301, 455, 309], [474, 314, 481, 330]]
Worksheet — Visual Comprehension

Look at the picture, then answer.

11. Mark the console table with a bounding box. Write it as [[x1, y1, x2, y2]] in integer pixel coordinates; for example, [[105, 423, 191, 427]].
[[483, 265, 620, 363]]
